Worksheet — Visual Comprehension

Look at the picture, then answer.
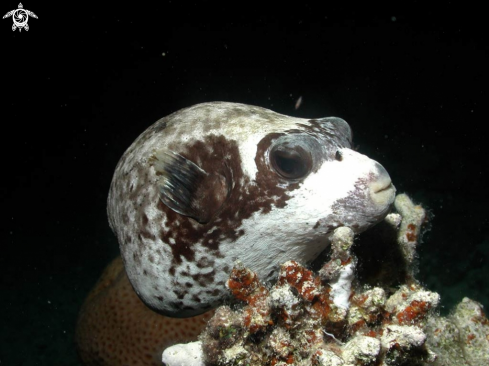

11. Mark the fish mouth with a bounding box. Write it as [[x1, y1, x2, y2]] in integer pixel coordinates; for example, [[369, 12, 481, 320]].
[[370, 179, 396, 207], [374, 181, 394, 193], [368, 162, 396, 208]]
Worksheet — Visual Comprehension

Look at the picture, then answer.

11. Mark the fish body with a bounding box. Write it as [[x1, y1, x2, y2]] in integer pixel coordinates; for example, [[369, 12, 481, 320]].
[[108, 102, 395, 317]]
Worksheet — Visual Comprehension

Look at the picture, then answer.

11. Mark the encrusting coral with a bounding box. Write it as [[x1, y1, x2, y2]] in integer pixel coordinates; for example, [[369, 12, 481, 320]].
[[162, 194, 489, 366], [75, 256, 214, 366]]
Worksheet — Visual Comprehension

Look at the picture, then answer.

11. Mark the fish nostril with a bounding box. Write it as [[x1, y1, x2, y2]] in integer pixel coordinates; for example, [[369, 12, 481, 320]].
[[335, 150, 343, 161]]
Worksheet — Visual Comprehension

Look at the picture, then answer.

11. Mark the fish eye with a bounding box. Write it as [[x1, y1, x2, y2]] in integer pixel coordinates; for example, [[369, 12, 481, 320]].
[[270, 144, 312, 179]]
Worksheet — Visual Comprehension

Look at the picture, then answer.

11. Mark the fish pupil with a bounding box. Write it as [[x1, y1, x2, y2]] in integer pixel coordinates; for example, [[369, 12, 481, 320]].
[[272, 148, 309, 179]]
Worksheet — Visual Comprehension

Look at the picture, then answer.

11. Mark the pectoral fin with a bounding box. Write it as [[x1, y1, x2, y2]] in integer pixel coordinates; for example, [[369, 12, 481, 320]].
[[152, 150, 229, 224]]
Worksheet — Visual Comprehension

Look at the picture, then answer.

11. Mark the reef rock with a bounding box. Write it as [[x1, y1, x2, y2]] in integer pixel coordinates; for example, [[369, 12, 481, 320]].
[[162, 194, 489, 366]]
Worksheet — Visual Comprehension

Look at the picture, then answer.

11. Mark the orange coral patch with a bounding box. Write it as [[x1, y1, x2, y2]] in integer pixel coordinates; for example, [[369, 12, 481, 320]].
[[278, 261, 321, 302], [406, 223, 417, 242], [396, 300, 430, 324], [75, 256, 213, 366]]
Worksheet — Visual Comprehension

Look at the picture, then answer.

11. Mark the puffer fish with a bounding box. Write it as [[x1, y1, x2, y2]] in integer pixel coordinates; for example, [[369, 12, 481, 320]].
[[108, 101, 396, 317]]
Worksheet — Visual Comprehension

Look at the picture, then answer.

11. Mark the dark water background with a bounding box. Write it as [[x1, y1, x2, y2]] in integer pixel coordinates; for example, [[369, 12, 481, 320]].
[[2, 3, 488, 365]]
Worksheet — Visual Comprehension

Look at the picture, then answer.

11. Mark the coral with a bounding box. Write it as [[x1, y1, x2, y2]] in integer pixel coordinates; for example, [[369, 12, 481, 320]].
[[162, 341, 204, 366], [162, 194, 489, 366], [75, 256, 213, 366], [426, 297, 489, 365], [392, 194, 427, 271]]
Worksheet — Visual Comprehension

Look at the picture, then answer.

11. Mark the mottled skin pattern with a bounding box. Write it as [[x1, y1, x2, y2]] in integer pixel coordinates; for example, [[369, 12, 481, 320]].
[[108, 102, 396, 317]]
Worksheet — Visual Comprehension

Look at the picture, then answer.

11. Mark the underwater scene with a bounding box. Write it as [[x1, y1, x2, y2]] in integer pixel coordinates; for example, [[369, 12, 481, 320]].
[[2, 4, 488, 366]]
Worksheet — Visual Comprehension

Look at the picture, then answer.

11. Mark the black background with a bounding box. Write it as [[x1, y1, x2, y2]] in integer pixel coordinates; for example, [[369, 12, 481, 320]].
[[2, 2, 488, 365]]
